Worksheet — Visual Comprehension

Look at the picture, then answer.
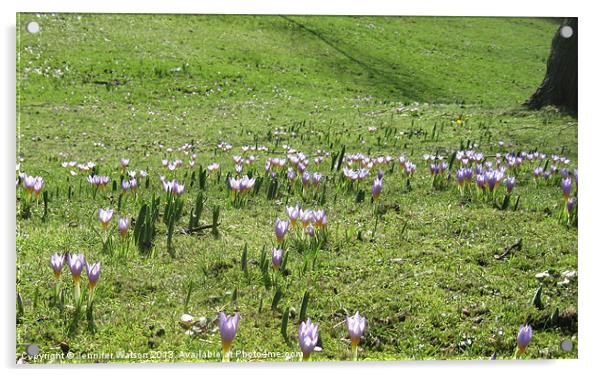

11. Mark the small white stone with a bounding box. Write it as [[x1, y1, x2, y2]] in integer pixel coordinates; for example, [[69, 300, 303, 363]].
[[535, 271, 550, 279]]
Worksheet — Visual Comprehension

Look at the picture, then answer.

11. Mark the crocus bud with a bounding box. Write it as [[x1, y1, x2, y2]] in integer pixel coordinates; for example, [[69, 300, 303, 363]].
[[272, 248, 283, 270], [219, 312, 240, 360], [516, 324, 533, 354], [371, 178, 383, 201]]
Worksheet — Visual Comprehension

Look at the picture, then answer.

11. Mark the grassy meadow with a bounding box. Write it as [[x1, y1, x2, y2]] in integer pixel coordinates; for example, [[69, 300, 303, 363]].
[[16, 14, 577, 362]]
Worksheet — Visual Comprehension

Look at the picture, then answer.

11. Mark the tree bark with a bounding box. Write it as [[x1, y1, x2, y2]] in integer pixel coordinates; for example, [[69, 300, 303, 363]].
[[525, 18, 577, 115]]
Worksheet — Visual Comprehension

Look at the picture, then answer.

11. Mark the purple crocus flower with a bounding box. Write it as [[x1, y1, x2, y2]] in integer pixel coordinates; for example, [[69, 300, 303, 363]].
[[346, 312, 366, 347], [286, 205, 300, 226], [86, 261, 101, 291], [118, 217, 129, 237], [561, 177, 572, 201], [506, 176, 516, 193], [287, 167, 297, 181], [67, 253, 85, 284], [274, 218, 289, 245], [305, 223, 315, 237], [300, 209, 314, 228], [567, 197, 576, 213], [298, 318, 319, 361], [371, 177, 383, 201], [311, 172, 322, 186], [219, 312, 240, 355], [99, 208, 113, 229], [33, 177, 44, 197], [313, 209, 327, 229], [120, 158, 129, 169], [456, 169, 465, 186], [301, 171, 311, 187], [377, 169, 384, 180], [516, 324, 533, 353], [476, 174, 486, 189], [272, 248, 283, 270], [50, 253, 65, 280]]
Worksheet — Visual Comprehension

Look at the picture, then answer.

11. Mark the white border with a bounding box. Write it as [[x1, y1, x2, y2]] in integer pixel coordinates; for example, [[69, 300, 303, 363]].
[[2, 1, 600, 377]]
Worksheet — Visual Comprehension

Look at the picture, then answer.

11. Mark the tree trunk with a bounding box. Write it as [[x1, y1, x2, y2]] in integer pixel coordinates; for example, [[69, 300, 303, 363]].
[[525, 18, 577, 115]]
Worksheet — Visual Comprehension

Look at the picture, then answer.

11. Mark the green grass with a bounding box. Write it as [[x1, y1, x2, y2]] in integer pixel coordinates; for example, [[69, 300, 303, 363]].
[[16, 13, 577, 363]]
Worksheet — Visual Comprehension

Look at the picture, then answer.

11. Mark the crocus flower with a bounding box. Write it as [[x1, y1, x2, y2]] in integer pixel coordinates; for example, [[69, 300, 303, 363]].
[[120, 158, 129, 170], [207, 163, 220, 173], [301, 171, 311, 187], [300, 210, 313, 228], [33, 177, 44, 197], [371, 177, 383, 201], [86, 261, 101, 291], [118, 217, 129, 237], [305, 223, 315, 237], [567, 197, 575, 214], [313, 210, 327, 228], [506, 176, 516, 194], [311, 172, 322, 186], [272, 248, 283, 270], [456, 169, 465, 187], [50, 253, 65, 280], [219, 312, 240, 361], [516, 324, 533, 354], [286, 205, 300, 225], [67, 253, 85, 284], [561, 177, 572, 202], [377, 169, 384, 180], [346, 312, 366, 360], [98, 208, 113, 229], [274, 218, 289, 245], [299, 318, 319, 361]]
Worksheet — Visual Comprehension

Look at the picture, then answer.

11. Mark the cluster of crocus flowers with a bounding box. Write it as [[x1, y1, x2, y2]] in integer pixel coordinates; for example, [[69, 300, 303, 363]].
[[87, 175, 110, 189], [346, 312, 366, 361], [274, 218, 290, 245], [162, 159, 184, 171], [21, 174, 44, 197], [285, 205, 327, 236], [218, 312, 240, 362], [160, 177, 185, 196], [98, 208, 114, 230], [298, 318, 319, 361], [228, 176, 256, 195], [265, 157, 287, 172], [207, 162, 220, 174], [455, 167, 473, 195], [516, 324, 533, 356], [343, 167, 370, 182], [398, 156, 417, 176], [121, 178, 138, 193]]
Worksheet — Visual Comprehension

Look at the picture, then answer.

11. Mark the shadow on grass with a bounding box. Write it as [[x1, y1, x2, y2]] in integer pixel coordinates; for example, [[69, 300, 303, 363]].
[[278, 16, 447, 102]]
